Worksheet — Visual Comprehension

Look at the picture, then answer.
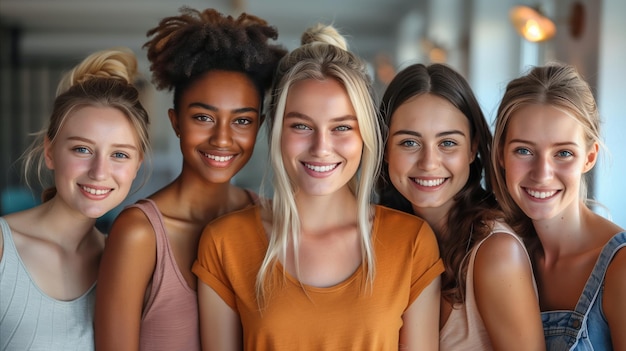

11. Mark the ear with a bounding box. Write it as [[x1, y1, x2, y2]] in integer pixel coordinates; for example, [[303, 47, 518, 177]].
[[582, 141, 599, 173], [167, 108, 180, 138], [44, 136, 55, 170]]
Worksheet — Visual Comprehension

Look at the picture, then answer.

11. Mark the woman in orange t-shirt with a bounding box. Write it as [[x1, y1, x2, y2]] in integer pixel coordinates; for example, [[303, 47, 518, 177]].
[[193, 24, 444, 350]]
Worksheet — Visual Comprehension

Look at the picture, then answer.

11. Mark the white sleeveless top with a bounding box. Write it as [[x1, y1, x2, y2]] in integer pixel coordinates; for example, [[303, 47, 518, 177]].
[[0, 217, 96, 351], [439, 221, 536, 350]]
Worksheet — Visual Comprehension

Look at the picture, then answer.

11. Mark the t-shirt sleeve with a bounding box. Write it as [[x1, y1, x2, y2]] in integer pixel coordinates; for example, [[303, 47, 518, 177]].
[[192, 224, 238, 311], [408, 221, 444, 306]]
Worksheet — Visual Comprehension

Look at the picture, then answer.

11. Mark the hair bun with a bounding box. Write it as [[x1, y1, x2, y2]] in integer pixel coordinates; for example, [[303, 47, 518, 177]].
[[56, 47, 138, 96], [300, 23, 348, 51]]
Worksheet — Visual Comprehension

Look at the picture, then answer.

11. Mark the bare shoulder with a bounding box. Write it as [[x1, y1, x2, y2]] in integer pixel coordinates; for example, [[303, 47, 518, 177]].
[[474, 232, 531, 274], [105, 206, 157, 252]]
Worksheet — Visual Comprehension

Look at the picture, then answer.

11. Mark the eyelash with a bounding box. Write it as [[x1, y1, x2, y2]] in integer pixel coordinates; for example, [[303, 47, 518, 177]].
[[234, 118, 253, 125], [441, 140, 457, 147], [400, 140, 418, 148], [513, 148, 574, 159], [73, 146, 91, 154], [194, 115, 213, 122]]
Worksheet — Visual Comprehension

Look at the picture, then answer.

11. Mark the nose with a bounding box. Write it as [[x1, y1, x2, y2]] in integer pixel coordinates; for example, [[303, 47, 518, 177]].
[[530, 154, 554, 182], [417, 145, 439, 171], [310, 130, 331, 157], [88, 154, 109, 181], [209, 122, 232, 148]]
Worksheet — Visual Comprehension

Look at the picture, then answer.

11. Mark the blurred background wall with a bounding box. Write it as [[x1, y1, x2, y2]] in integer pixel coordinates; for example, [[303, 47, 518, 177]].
[[1, 0, 624, 231]]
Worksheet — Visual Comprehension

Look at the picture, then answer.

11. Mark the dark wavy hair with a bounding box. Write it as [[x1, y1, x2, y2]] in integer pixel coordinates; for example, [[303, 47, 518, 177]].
[[143, 7, 287, 112], [377, 63, 501, 304]]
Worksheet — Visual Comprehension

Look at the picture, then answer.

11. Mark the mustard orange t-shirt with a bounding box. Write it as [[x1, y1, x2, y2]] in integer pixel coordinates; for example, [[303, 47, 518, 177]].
[[193, 205, 443, 350]]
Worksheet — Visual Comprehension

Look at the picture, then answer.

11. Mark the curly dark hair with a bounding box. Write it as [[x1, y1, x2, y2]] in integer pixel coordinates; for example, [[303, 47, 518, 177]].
[[143, 7, 287, 111], [377, 63, 502, 305]]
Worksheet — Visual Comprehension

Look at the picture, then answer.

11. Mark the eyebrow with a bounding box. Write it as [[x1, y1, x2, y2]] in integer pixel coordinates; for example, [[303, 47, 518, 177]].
[[285, 112, 358, 122], [507, 138, 580, 147], [188, 102, 259, 114], [67, 136, 138, 150], [391, 129, 467, 138]]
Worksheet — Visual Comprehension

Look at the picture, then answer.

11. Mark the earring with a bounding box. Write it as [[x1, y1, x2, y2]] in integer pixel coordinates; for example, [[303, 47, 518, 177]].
[[176, 133, 180, 138]]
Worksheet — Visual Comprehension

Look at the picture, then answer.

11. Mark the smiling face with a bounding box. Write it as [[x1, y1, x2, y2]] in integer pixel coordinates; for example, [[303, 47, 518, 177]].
[[170, 70, 261, 184], [385, 93, 475, 219], [281, 78, 363, 197], [45, 106, 143, 218], [502, 103, 598, 222]]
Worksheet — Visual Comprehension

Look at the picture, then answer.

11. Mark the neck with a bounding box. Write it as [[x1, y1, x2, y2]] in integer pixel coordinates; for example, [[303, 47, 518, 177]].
[[412, 205, 449, 238], [170, 172, 245, 222], [533, 200, 593, 260], [294, 186, 359, 234], [33, 198, 98, 251]]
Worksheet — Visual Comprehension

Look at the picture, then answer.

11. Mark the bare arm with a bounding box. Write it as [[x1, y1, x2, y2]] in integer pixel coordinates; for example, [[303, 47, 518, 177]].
[[94, 208, 157, 351], [604, 248, 626, 351], [197, 281, 242, 351], [474, 233, 545, 351], [399, 276, 440, 351]]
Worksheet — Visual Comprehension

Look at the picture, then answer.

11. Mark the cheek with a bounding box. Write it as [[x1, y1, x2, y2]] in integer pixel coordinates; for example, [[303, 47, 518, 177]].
[[340, 137, 363, 160], [112, 162, 141, 185], [502, 158, 523, 191], [235, 130, 259, 152]]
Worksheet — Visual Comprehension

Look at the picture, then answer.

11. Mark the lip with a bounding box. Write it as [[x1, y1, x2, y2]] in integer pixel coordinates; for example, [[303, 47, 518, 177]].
[[410, 177, 448, 191], [200, 150, 238, 168], [78, 183, 113, 199], [301, 161, 340, 178]]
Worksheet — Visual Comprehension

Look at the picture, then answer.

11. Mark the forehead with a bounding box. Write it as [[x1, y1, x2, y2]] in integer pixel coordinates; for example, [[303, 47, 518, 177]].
[[57, 106, 139, 144], [284, 78, 356, 120], [390, 94, 470, 133], [506, 104, 585, 141], [181, 70, 260, 107]]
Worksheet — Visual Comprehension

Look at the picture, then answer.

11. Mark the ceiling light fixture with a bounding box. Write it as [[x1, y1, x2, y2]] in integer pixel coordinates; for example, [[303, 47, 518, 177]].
[[509, 2, 585, 43], [509, 5, 556, 42]]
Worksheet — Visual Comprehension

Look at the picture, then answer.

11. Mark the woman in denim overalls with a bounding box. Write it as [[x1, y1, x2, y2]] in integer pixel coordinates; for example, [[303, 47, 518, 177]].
[[491, 63, 626, 350]]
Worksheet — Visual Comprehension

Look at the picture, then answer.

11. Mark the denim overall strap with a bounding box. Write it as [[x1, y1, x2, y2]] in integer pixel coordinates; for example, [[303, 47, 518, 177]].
[[574, 232, 626, 315], [568, 231, 626, 349]]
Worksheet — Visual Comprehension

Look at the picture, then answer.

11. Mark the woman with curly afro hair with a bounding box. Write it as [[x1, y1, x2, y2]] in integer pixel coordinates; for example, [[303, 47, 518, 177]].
[[95, 7, 286, 351]]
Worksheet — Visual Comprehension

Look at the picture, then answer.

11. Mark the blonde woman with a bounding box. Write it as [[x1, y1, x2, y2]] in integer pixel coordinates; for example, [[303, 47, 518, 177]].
[[0, 48, 150, 350], [193, 24, 443, 350]]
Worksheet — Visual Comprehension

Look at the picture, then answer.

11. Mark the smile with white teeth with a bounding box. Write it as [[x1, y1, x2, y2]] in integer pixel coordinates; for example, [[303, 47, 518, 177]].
[[81, 185, 112, 195], [203, 152, 234, 162], [412, 178, 446, 187], [305, 163, 338, 173], [525, 188, 558, 199]]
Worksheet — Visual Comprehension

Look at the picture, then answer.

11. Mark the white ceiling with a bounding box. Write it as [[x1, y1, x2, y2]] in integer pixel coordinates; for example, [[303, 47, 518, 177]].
[[0, 0, 423, 61]]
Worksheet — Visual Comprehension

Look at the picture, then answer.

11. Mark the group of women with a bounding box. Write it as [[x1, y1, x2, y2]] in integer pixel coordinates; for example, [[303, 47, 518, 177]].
[[0, 5, 623, 351]]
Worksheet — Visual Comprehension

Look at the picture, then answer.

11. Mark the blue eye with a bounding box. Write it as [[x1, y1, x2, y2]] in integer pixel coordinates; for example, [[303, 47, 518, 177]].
[[514, 147, 532, 156], [556, 150, 573, 158], [73, 147, 91, 154], [112, 152, 130, 159], [334, 125, 352, 132], [441, 140, 457, 147], [400, 140, 418, 148], [292, 123, 311, 130]]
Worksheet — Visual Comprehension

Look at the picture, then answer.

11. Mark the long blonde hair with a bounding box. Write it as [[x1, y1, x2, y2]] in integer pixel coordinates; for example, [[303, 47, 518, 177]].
[[256, 24, 382, 306]]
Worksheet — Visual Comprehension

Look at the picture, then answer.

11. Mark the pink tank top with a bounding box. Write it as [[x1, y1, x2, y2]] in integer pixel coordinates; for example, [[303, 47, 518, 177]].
[[131, 199, 200, 351]]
